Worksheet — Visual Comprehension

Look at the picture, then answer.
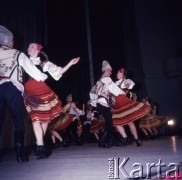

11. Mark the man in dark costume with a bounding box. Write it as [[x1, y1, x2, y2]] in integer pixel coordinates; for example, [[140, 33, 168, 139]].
[[0, 25, 47, 162]]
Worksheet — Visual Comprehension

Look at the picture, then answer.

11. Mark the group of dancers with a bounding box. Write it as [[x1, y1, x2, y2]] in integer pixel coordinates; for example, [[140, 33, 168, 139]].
[[51, 61, 168, 149], [89, 61, 166, 148], [0, 25, 168, 163]]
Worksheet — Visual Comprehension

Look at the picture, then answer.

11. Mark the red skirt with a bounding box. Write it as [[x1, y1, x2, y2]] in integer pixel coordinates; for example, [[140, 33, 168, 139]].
[[139, 113, 161, 129], [90, 117, 105, 134], [24, 80, 62, 123], [139, 114, 168, 129], [48, 113, 73, 131], [112, 95, 151, 126]]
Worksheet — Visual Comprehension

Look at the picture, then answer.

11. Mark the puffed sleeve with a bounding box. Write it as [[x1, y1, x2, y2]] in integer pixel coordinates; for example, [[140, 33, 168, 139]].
[[101, 77, 125, 96], [125, 79, 135, 89], [42, 61, 63, 80], [18, 53, 47, 81], [120, 79, 135, 89]]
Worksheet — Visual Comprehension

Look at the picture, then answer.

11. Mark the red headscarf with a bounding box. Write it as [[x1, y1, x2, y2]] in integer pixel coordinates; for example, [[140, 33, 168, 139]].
[[118, 68, 126, 74], [37, 44, 43, 52]]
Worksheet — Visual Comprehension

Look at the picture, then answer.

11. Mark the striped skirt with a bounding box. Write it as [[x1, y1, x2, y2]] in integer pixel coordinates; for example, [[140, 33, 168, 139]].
[[90, 117, 105, 134], [24, 80, 62, 123], [112, 95, 151, 126], [48, 113, 73, 131], [139, 114, 168, 129]]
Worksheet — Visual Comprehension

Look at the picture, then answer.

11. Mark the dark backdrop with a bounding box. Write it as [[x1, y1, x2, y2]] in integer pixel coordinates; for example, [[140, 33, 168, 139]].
[[1, 0, 182, 120], [0, 0, 147, 106], [1, 0, 182, 149]]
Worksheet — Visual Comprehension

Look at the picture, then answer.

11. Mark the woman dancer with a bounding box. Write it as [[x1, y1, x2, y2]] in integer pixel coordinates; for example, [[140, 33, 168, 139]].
[[24, 43, 79, 158], [139, 97, 168, 139], [112, 68, 151, 146]]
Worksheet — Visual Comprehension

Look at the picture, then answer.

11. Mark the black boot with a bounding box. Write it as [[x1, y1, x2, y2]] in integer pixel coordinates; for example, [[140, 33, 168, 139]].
[[113, 132, 124, 146], [122, 137, 129, 146], [14, 131, 29, 163], [62, 137, 69, 147], [70, 120, 82, 146], [108, 132, 115, 146], [145, 134, 152, 140], [135, 139, 142, 147], [52, 142, 60, 149], [98, 132, 110, 148], [34, 145, 51, 159]]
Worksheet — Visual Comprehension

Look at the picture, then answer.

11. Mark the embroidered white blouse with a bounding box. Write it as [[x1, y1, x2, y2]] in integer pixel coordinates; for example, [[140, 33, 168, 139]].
[[0, 53, 47, 93], [90, 76, 125, 107], [29, 57, 63, 81], [43, 61, 63, 81]]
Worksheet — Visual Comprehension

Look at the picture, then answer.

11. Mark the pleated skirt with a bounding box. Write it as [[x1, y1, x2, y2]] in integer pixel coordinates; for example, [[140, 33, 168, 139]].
[[139, 114, 168, 129], [90, 117, 105, 134], [24, 80, 62, 123], [112, 95, 151, 126]]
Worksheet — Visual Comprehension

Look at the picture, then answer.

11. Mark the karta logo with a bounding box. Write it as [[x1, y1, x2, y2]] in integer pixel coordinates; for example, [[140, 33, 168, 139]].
[[108, 157, 181, 179]]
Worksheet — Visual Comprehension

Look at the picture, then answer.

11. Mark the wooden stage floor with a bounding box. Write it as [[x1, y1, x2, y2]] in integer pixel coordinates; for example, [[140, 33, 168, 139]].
[[0, 135, 182, 180]]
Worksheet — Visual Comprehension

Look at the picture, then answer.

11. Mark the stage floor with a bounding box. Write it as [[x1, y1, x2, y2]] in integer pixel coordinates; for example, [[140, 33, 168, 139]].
[[0, 135, 182, 180]]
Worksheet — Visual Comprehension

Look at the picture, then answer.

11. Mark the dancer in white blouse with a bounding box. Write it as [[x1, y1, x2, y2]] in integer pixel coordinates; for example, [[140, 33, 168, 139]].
[[112, 68, 151, 146], [25, 43, 79, 158]]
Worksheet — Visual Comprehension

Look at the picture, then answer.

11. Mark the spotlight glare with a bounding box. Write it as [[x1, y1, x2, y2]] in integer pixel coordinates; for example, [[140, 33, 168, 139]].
[[167, 119, 174, 126]]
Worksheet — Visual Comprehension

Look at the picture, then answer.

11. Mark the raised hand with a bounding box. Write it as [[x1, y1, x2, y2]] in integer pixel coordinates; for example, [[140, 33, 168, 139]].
[[70, 57, 80, 65]]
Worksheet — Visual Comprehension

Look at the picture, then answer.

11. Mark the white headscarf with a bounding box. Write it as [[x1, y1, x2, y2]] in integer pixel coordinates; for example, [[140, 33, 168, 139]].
[[102, 60, 112, 72], [0, 25, 14, 46]]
